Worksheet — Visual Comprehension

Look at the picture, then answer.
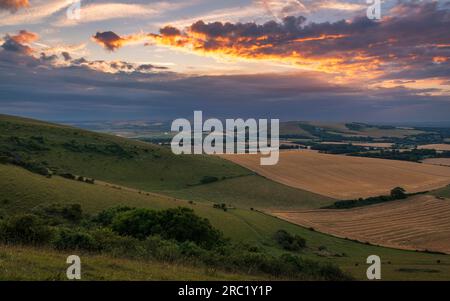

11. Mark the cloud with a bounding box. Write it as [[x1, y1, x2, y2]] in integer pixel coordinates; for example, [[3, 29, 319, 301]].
[[92, 31, 154, 51], [61, 51, 72, 61], [0, 0, 70, 26], [54, 2, 160, 27], [69, 57, 169, 74], [1, 30, 39, 55], [1, 29, 168, 75], [1, 51, 449, 123], [0, 0, 29, 12], [93, 2, 449, 84], [9, 29, 38, 44], [53, 1, 198, 27]]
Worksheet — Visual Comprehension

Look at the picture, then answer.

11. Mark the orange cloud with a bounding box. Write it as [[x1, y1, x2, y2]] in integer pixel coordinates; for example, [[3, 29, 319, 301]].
[[93, 2, 449, 81], [10, 30, 39, 44], [433, 56, 448, 64], [1, 30, 38, 55], [0, 0, 29, 12]]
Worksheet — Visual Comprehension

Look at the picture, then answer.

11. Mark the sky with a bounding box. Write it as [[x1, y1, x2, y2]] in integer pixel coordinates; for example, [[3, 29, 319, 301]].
[[0, 0, 449, 122]]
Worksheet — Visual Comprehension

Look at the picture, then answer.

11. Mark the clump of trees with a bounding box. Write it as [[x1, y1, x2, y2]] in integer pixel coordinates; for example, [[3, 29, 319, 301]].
[[350, 149, 448, 162], [0, 214, 52, 245], [324, 187, 409, 209], [108, 207, 224, 249], [274, 230, 307, 252]]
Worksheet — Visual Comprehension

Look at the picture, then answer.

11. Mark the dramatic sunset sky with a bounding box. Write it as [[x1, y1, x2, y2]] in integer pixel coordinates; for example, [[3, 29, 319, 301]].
[[0, 0, 449, 122]]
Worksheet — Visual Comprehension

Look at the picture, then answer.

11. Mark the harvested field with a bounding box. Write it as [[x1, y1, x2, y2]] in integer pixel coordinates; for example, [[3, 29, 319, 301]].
[[422, 158, 450, 167], [220, 150, 450, 199], [418, 144, 450, 151], [270, 195, 450, 254]]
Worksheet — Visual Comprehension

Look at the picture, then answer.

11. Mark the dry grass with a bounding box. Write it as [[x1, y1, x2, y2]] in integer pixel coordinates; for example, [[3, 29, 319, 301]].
[[422, 158, 450, 167], [220, 150, 450, 199], [418, 144, 450, 151], [270, 195, 450, 254]]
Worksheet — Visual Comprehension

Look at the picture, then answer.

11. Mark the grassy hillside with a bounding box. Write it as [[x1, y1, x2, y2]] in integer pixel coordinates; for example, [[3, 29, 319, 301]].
[[165, 175, 334, 210], [0, 114, 332, 210], [0, 245, 264, 281], [1, 164, 449, 280]]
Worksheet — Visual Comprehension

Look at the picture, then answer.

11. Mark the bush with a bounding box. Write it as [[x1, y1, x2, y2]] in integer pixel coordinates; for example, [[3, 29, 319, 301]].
[[200, 176, 219, 184], [274, 230, 306, 251], [93, 206, 134, 226], [112, 208, 160, 239], [0, 214, 52, 245], [89, 228, 145, 258], [157, 207, 224, 249], [280, 253, 352, 280], [52, 228, 98, 251], [32, 203, 83, 224], [60, 173, 76, 180], [391, 187, 407, 199], [213, 203, 228, 211], [143, 235, 182, 262], [111, 207, 224, 249]]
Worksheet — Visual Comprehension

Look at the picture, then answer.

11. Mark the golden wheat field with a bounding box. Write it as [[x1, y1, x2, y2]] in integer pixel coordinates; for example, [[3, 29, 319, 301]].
[[220, 150, 450, 199], [270, 195, 450, 254], [422, 158, 450, 167], [418, 144, 450, 151]]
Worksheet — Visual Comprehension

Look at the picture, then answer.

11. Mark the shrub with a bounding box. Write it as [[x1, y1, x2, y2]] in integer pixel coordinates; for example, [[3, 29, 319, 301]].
[[93, 206, 134, 226], [52, 228, 98, 251], [89, 228, 145, 258], [143, 235, 182, 262], [213, 203, 228, 211], [391, 187, 407, 199], [60, 173, 76, 180], [279, 254, 352, 280], [32, 203, 83, 224], [0, 214, 52, 245], [112, 208, 160, 239], [200, 176, 219, 184], [85, 178, 95, 184], [157, 207, 224, 249], [274, 230, 306, 251]]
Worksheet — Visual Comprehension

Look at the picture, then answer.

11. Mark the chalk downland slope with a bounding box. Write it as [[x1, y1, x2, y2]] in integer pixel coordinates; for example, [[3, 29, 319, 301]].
[[270, 195, 450, 254], [0, 114, 332, 210], [220, 150, 450, 199]]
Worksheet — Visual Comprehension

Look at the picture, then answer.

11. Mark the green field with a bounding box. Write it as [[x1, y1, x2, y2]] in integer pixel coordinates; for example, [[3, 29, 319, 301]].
[[1, 114, 449, 280]]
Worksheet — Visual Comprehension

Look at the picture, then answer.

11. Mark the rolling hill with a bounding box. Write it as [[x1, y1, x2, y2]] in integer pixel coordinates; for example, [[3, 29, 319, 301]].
[[0, 114, 332, 210], [220, 150, 450, 199], [1, 114, 450, 280]]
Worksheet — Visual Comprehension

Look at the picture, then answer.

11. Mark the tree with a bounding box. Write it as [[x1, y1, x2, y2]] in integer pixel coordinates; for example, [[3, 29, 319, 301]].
[[390, 187, 407, 199]]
